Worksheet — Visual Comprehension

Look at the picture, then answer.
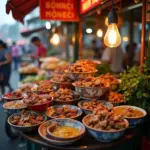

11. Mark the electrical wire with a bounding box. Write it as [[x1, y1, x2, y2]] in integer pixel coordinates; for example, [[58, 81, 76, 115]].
[[111, 0, 114, 11]]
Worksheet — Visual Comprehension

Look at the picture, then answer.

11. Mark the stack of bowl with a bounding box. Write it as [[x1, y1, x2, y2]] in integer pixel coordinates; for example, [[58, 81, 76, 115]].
[[38, 118, 85, 145]]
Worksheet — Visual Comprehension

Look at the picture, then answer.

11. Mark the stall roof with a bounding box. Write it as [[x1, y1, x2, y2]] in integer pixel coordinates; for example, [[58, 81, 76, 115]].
[[27, 16, 39, 25], [6, 0, 141, 23], [21, 26, 45, 37], [6, 0, 39, 23]]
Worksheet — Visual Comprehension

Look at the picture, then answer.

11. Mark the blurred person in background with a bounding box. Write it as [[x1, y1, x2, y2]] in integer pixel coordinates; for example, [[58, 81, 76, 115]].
[[12, 42, 22, 70], [134, 42, 148, 66], [100, 42, 106, 53], [134, 43, 140, 65], [123, 44, 130, 70], [0, 40, 12, 94], [101, 46, 124, 73], [68, 41, 74, 62], [91, 39, 101, 59], [31, 37, 47, 65], [123, 43, 137, 69]]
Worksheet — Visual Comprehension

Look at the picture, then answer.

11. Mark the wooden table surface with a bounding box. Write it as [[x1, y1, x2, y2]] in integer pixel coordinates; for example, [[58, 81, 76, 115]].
[[21, 128, 141, 150]]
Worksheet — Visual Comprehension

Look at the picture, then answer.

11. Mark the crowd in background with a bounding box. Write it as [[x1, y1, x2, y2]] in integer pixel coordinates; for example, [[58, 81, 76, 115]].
[[0, 37, 47, 95], [0, 36, 143, 95], [92, 39, 142, 73]]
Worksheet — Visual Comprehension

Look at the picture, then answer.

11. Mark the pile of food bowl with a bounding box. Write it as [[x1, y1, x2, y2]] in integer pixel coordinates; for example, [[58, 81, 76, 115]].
[[3, 59, 147, 145]]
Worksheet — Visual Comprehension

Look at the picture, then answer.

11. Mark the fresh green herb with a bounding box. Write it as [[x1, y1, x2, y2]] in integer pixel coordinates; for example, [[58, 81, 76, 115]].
[[95, 63, 112, 76], [119, 66, 150, 112], [21, 75, 47, 83]]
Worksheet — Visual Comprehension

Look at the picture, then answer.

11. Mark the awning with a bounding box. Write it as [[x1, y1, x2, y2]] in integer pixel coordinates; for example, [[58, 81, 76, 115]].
[[6, 0, 39, 23], [21, 27, 46, 37], [27, 16, 40, 25]]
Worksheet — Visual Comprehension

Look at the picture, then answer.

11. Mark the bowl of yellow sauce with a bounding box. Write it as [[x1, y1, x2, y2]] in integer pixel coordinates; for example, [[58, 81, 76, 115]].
[[46, 118, 85, 141], [113, 105, 147, 127]]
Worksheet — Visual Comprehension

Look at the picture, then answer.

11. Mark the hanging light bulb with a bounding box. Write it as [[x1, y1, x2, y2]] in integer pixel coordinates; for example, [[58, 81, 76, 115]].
[[104, 0, 121, 48], [104, 23, 121, 47], [50, 33, 60, 45], [96, 29, 103, 38], [72, 35, 75, 43]]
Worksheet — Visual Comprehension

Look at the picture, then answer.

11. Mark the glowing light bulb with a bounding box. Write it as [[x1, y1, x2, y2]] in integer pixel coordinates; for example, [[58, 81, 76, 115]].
[[86, 28, 92, 34], [96, 29, 103, 38], [104, 23, 121, 47], [50, 33, 60, 45], [72, 35, 75, 43], [45, 22, 51, 29], [122, 36, 129, 42]]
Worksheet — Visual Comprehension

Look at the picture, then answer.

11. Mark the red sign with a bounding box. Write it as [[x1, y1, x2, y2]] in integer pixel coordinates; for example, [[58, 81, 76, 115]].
[[80, 0, 100, 14], [40, 0, 79, 22]]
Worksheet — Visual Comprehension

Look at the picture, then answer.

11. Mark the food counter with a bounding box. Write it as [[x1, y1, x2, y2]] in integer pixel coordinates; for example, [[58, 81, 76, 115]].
[[2, 59, 147, 150], [21, 127, 141, 150]]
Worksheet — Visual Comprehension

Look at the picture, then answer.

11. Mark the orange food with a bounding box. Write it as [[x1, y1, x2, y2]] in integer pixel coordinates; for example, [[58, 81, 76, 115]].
[[23, 93, 50, 105], [49, 88, 79, 101], [46, 106, 78, 118], [113, 107, 144, 118], [108, 92, 124, 103], [10, 110, 44, 126], [76, 59, 98, 68], [52, 74, 73, 83], [65, 62, 97, 73], [4, 91, 23, 99], [55, 66, 69, 74], [99, 73, 119, 87], [73, 77, 109, 88], [19, 84, 33, 93], [51, 126, 80, 138], [82, 99, 109, 112], [32, 80, 53, 93]]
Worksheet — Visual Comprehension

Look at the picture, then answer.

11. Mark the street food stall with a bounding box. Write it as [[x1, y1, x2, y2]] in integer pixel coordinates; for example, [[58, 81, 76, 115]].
[[3, 0, 150, 150], [3, 59, 145, 150]]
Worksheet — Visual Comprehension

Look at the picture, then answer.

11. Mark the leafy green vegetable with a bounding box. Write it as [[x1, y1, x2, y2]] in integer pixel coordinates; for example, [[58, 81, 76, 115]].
[[21, 75, 47, 83], [119, 66, 150, 112], [47, 49, 61, 56], [95, 63, 112, 76]]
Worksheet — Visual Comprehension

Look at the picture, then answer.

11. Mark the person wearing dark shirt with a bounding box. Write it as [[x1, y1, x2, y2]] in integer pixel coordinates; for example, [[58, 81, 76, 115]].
[[123, 43, 137, 69], [0, 40, 12, 94], [92, 39, 101, 59]]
